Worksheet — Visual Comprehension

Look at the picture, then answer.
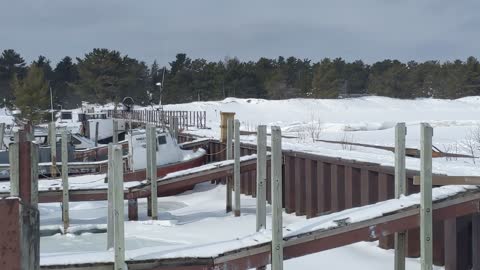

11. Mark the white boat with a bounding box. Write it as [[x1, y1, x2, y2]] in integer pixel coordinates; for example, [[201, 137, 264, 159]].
[[127, 128, 202, 171]]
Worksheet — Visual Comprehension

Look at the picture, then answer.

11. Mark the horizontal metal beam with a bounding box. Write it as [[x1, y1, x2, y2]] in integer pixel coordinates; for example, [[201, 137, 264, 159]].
[[413, 176, 480, 185]]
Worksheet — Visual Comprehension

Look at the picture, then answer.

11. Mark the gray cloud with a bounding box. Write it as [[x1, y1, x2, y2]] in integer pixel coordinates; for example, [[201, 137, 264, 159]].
[[1, 0, 479, 66]]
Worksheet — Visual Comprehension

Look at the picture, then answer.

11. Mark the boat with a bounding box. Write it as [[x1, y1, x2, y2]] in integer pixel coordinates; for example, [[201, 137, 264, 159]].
[[0, 126, 206, 181], [55, 109, 126, 144], [123, 128, 206, 181]]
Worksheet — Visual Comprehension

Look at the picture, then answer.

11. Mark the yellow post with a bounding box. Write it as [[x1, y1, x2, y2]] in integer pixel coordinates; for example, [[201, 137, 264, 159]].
[[220, 112, 235, 142]]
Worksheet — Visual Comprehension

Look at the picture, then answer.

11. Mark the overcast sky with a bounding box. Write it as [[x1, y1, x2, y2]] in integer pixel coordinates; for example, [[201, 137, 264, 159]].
[[1, 0, 479, 66]]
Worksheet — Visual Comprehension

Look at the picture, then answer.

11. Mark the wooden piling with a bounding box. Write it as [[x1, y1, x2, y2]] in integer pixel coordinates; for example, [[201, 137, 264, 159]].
[[94, 121, 99, 147], [0, 122, 4, 150], [113, 145, 126, 270], [107, 143, 114, 249], [394, 123, 407, 270], [271, 126, 283, 270], [234, 119, 241, 217], [256, 125, 267, 231], [420, 123, 433, 270], [61, 131, 69, 233], [9, 142, 19, 197], [49, 122, 57, 177], [147, 124, 158, 220], [226, 118, 233, 213], [113, 119, 118, 144]]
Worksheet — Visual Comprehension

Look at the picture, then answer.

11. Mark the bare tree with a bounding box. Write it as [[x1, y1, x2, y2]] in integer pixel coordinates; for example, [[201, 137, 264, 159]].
[[463, 125, 480, 164], [305, 113, 322, 142], [442, 142, 459, 162], [339, 132, 356, 151]]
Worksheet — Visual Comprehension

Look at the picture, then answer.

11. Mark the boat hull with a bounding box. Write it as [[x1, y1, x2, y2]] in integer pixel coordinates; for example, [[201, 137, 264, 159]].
[[123, 151, 206, 182]]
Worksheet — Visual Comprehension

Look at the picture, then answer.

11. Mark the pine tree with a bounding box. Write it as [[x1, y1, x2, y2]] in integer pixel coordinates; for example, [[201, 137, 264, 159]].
[[11, 64, 49, 123], [311, 58, 343, 98], [75, 49, 124, 104], [75, 49, 148, 106], [0, 49, 27, 107], [53, 56, 79, 108]]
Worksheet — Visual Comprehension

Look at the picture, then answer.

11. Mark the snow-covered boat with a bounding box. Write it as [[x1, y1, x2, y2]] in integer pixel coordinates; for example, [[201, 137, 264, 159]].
[[123, 128, 206, 181], [0, 126, 206, 181], [56, 110, 126, 144]]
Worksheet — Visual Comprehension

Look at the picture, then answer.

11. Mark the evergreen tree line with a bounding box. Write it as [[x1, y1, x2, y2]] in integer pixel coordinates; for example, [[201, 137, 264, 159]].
[[2, 48, 480, 113]]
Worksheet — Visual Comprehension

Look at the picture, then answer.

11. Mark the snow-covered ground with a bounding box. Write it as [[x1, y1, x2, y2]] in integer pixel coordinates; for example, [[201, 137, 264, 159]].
[[3, 96, 480, 269], [164, 96, 480, 176]]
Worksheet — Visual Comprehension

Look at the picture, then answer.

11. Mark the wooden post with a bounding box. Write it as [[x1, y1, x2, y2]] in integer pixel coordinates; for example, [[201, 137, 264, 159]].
[[173, 116, 179, 141], [256, 125, 267, 231], [107, 143, 114, 249], [394, 123, 406, 270], [94, 121, 99, 147], [420, 123, 433, 270], [220, 112, 235, 142], [113, 119, 118, 144], [271, 126, 283, 270], [226, 118, 234, 213], [61, 131, 69, 233], [168, 115, 174, 138], [147, 124, 158, 220], [113, 145, 126, 270], [9, 142, 19, 196], [49, 122, 57, 177], [234, 119, 241, 217], [16, 129, 40, 270], [203, 111, 206, 128], [30, 137, 39, 207], [0, 122, 4, 150]]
